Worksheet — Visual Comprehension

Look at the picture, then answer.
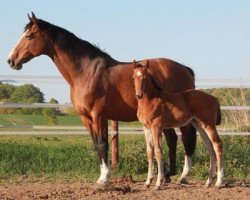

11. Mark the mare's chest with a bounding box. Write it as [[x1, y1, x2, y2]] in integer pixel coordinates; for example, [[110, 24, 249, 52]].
[[70, 69, 109, 116]]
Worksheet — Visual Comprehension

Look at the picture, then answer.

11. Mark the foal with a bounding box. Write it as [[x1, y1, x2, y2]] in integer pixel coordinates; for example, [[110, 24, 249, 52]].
[[132, 60, 223, 189]]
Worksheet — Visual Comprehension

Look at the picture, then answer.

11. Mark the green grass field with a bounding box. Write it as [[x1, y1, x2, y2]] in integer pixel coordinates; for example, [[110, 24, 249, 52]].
[[0, 114, 82, 126], [0, 134, 249, 182], [0, 113, 248, 132]]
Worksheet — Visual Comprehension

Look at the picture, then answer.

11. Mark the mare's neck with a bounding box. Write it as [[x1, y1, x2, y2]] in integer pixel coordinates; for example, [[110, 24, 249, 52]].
[[47, 43, 117, 87]]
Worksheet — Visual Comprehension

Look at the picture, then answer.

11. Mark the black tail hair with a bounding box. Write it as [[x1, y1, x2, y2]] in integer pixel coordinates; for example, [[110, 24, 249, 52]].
[[216, 99, 222, 125], [181, 124, 197, 157]]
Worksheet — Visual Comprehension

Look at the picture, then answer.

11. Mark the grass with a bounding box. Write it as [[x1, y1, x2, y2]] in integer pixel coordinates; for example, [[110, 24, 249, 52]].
[[0, 134, 249, 183], [0, 114, 82, 126], [0, 113, 249, 132]]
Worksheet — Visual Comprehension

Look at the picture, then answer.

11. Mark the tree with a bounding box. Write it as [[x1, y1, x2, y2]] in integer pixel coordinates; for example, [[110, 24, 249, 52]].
[[44, 98, 62, 116], [0, 82, 16, 101], [10, 84, 44, 115], [49, 98, 59, 104], [10, 84, 44, 103]]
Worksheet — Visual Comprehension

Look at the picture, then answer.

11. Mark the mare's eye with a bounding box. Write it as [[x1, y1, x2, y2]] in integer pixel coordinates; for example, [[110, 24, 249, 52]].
[[25, 35, 33, 40]]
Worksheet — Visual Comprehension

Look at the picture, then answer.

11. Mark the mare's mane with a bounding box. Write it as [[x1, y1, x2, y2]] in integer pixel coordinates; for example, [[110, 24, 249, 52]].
[[25, 19, 112, 67]]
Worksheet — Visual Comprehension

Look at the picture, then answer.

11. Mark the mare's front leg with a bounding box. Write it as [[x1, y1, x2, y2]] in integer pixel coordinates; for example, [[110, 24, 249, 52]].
[[152, 125, 165, 190], [143, 126, 154, 188], [81, 115, 111, 185]]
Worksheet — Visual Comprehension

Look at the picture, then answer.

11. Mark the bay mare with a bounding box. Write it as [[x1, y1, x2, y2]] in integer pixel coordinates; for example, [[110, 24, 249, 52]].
[[8, 13, 196, 184], [133, 60, 223, 189]]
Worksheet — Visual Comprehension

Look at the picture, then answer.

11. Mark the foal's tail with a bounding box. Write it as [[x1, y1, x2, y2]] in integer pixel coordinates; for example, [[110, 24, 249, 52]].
[[216, 99, 222, 125]]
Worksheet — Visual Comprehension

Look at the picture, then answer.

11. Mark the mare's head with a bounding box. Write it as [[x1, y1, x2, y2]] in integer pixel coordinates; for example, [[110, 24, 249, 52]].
[[7, 12, 49, 70], [132, 60, 149, 99]]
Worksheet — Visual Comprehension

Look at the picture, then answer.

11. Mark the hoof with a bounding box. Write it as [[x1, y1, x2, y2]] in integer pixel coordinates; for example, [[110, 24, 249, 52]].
[[205, 182, 212, 188], [177, 178, 188, 185], [215, 182, 223, 189], [164, 176, 171, 183], [95, 183, 109, 191], [153, 186, 161, 191], [143, 184, 150, 190]]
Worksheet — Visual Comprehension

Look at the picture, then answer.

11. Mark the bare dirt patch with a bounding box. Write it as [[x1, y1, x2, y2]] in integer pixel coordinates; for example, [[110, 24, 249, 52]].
[[0, 180, 249, 200]]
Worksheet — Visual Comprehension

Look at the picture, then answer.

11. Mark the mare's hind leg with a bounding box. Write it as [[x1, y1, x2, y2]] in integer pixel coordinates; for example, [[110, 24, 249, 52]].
[[111, 121, 119, 169], [143, 126, 155, 188], [203, 125, 223, 188], [177, 124, 196, 184], [192, 121, 217, 187], [163, 128, 177, 181]]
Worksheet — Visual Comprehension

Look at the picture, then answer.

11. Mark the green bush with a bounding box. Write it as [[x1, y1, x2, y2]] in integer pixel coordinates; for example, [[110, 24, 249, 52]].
[[42, 109, 58, 125]]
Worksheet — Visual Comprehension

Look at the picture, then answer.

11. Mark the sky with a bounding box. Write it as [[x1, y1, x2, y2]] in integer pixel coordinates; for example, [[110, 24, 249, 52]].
[[1, 0, 250, 103]]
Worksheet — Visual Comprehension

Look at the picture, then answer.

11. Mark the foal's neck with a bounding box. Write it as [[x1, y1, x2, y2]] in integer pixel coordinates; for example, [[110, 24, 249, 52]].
[[139, 75, 161, 105]]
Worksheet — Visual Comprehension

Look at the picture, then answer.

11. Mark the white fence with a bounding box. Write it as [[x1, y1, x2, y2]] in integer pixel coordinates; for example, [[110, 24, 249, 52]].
[[0, 102, 249, 111], [1, 75, 250, 88], [0, 75, 249, 135]]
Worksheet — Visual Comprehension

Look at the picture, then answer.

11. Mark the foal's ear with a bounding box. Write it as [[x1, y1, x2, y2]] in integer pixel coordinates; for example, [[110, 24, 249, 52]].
[[132, 60, 137, 69], [144, 60, 149, 69]]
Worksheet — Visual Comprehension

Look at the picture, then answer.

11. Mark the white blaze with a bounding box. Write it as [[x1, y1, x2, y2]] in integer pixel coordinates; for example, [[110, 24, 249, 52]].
[[8, 30, 28, 59], [137, 70, 142, 77]]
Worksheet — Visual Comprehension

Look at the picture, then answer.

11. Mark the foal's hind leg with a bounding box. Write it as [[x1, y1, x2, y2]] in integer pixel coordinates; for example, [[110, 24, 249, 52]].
[[192, 121, 217, 187], [143, 126, 155, 188], [203, 126, 223, 188]]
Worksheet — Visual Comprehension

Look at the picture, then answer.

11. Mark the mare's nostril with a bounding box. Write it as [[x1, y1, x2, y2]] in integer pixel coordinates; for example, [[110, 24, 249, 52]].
[[7, 59, 14, 66]]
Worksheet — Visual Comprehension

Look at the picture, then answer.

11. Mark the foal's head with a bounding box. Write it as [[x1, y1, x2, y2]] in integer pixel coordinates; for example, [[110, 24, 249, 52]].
[[8, 12, 49, 70], [132, 60, 149, 99]]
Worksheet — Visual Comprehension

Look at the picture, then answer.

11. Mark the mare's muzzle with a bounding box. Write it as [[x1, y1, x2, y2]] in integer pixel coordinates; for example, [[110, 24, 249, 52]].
[[7, 58, 23, 70]]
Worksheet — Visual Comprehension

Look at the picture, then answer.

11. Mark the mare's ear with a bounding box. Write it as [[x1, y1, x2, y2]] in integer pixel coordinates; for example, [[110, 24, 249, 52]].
[[144, 60, 149, 70], [31, 12, 38, 24], [132, 60, 137, 69], [27, 13, 32, 22]]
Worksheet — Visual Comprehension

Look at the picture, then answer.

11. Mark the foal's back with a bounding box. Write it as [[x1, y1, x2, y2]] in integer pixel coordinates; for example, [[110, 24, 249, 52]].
[[163, 90, 219, 126]]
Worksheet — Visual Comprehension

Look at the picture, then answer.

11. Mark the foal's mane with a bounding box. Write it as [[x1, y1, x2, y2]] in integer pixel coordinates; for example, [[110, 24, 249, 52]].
[[148, 74, 163, 92], [25, 19, 112, 67]]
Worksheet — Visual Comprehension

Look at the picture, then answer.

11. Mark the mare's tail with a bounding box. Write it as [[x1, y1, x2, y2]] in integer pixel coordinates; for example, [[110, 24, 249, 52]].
[[216, 99, 222, 125]]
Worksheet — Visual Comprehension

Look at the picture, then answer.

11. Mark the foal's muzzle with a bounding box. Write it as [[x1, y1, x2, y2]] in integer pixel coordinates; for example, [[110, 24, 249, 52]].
[[136, 93, 143, 99]]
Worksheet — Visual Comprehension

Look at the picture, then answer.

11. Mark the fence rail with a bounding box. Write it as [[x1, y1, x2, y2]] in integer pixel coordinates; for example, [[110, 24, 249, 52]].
[[1, 75, 250, 88], [0, 102, 249, 110]]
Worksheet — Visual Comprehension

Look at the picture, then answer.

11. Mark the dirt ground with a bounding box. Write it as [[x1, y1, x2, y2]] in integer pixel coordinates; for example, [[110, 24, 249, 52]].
[[0, 179, 249, 200]]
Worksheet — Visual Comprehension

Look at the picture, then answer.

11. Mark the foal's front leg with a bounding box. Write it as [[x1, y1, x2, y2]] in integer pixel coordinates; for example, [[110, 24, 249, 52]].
[[152, 125, 165, 190], [143, 126, 154, 188]]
